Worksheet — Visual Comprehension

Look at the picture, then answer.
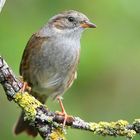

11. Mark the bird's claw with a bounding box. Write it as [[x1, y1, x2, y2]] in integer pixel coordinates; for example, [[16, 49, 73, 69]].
[[19, 77, 31, 93], [56, 96, 69, 129]]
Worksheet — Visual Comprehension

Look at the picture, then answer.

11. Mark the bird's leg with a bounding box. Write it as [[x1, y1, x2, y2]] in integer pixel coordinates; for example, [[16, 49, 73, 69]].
[[20, 82, 28, 92], [57, 96, 68, 128], [19, 76, 31, 93]]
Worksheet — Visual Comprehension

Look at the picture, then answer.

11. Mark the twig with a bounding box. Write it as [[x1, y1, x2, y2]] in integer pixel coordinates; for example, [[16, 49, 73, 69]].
[[0, 56, 140, 140], [0, 0, 6, 13]]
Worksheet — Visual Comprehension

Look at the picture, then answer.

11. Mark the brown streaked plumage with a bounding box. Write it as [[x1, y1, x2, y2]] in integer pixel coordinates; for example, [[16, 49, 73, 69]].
[[20, 35, 50, 86]]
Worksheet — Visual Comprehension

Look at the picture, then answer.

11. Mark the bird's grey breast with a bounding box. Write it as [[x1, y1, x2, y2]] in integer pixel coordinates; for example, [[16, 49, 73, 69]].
[[33, 35, 80, 94]]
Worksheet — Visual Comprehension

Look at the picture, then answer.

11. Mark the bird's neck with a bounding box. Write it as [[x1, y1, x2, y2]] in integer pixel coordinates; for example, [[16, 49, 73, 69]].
[[38, 24, 82, 42]]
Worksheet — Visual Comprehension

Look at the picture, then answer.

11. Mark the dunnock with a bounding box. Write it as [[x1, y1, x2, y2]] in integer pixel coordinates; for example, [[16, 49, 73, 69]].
[[14, 10, 96, 137]]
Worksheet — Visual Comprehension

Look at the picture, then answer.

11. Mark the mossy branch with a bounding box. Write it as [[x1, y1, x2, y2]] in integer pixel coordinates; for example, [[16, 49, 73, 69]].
[[0, 56, 140, 140]]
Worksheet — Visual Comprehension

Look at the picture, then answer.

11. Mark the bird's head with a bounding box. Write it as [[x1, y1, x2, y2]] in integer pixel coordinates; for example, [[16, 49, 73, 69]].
[[47, 10, 96, 38]]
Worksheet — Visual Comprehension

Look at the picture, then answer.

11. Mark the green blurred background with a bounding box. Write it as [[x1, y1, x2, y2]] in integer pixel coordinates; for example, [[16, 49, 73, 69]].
[[0, 0, 140, 139]]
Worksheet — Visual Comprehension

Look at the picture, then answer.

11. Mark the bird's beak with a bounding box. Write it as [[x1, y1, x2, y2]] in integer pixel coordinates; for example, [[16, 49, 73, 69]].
[[80, 21, 96, 28]]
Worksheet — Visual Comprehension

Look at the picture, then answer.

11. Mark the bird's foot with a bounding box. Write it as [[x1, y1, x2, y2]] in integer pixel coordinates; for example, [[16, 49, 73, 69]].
[[56, 96, 68, 129], [19, 76, 31, 93]]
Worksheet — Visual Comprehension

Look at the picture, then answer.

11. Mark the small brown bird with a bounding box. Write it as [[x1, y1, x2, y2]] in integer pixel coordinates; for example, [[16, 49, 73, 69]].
[[14, 10, 96, 137]]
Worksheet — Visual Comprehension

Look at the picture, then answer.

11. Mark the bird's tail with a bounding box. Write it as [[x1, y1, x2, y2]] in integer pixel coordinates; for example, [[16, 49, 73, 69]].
[[14, 111, 38, 137], [14, 91, 48, 137]]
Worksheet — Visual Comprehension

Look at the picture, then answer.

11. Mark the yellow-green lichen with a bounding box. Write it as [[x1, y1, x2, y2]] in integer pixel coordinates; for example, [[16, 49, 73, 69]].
[[14, 92, 42, 120], [89, 120, 136, 139], [133, 119, 140, 125], [49, 128, 66, 140]]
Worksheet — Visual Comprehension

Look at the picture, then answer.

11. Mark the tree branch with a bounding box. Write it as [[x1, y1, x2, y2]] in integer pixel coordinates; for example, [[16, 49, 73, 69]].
[[0, 0, 6, 13], [0, 56, 140, 140]]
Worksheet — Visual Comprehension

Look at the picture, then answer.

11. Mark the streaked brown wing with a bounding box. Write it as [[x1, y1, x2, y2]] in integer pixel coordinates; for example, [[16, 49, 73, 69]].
[[20, 33, 48, 84]]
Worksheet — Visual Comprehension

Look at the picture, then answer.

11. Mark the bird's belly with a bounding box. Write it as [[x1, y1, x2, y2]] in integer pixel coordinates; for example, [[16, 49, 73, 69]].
[[30, 41, 80, 98], [32, 68, 77, 98], [32, 47, 79, 97]]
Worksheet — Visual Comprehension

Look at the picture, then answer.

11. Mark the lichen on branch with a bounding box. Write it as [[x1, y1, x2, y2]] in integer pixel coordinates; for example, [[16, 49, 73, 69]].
[[0, 55, 140, 140], [14, 92, 42, 120], [90, 120, 136, 139]]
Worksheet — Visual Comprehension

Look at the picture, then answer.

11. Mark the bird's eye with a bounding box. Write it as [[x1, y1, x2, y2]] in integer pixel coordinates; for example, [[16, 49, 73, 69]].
[[68, 17, 75, 22]]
